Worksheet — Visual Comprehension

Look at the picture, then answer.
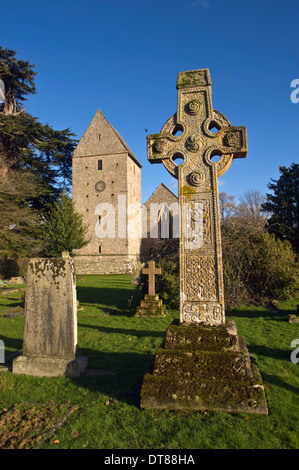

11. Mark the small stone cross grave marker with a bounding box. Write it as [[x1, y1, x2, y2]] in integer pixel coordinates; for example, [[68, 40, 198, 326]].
[[135, 261, 165, 317], [142, 260, 161, 296]]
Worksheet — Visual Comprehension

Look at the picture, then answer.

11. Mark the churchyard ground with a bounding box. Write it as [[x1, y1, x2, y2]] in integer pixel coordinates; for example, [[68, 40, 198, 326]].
[[0, 275, 298, 449]]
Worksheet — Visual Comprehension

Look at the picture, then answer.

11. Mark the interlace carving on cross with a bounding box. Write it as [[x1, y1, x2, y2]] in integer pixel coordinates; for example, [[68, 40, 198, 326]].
[[146, 69, 248, 326]]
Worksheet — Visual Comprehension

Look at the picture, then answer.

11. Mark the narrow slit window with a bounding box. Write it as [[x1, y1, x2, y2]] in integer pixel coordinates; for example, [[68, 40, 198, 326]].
[[98, 216, 102, 225], [98, 245, 102, 253], [98, 160, 102, 170]]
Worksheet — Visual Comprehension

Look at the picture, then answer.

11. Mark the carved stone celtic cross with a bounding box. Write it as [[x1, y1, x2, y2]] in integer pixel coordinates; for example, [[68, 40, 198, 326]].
[[147, 69, 248, 326]]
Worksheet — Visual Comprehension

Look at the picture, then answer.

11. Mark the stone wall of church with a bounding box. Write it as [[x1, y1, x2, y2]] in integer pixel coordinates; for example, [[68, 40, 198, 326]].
[[74, 254, 140, 275]]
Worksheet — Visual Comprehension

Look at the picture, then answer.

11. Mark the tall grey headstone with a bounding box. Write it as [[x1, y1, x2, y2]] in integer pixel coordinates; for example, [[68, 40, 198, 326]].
[[13, 255, 87, 377]]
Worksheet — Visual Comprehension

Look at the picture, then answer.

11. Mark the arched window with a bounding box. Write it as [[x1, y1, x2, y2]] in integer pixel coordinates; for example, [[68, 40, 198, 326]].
[[158, 204, 173, 239]]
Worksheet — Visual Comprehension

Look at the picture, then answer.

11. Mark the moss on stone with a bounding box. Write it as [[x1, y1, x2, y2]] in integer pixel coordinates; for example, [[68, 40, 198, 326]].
[[177, 71, 208, 89], [30, 258, 69, 284], [141, 372, 266, 412], [150, 134, 162, 141], [135, 305, 166, 317], [140, 320, 268, 414], [165, 321, 238, 352], [179, 185, 196, 199], [152, 348, 251, 383]]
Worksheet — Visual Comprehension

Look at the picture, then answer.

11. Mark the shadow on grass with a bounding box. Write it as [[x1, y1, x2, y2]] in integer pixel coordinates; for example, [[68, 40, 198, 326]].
[[0, 335, 23, 357], [77, 285, 131, 305], [73, 349, 155, 407], [0, 301, 24, 310], [76, 286, 142, 317], [247, 343, 291, 362], [78, 322, 167, 339], [78, 306, 137, 318], [260, 371, 299, 396], [226, 308, 286, 321]]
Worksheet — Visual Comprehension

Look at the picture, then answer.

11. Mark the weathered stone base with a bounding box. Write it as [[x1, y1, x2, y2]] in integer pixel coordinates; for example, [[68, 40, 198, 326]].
[[140, 320, 268, 414], [12, 355, 87, 378], [74, 254, 140, 275], [135, 294, 166, 317]]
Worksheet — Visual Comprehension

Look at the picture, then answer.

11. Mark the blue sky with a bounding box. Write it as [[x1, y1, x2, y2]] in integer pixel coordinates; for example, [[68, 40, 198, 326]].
[[1, 0, 298, 203]]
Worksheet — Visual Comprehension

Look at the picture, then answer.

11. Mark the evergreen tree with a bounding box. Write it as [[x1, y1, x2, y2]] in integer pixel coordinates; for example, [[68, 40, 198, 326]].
[[0, 47, 78, 259], [0, 46, 77, 205], [0, 169, 41, 257], [0, 47, 36, 115], [262, 163, 299, 253], [42, 190, 90, 257]]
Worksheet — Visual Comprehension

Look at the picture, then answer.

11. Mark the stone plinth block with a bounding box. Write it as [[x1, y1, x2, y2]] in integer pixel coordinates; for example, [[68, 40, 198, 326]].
[[140, 320, 268, 414], [135, 294, 166, 318], [13, 256, 87, 378], [12, 355, 87, 378]]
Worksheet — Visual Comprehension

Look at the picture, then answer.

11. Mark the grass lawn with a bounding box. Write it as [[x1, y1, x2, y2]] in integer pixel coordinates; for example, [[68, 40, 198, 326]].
[[276, 298, 299, 316], [0, 275, 298, 449]]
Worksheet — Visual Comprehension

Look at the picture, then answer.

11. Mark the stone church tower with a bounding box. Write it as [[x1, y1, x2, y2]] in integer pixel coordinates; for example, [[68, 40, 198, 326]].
[[72, 109, 142, 275]]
